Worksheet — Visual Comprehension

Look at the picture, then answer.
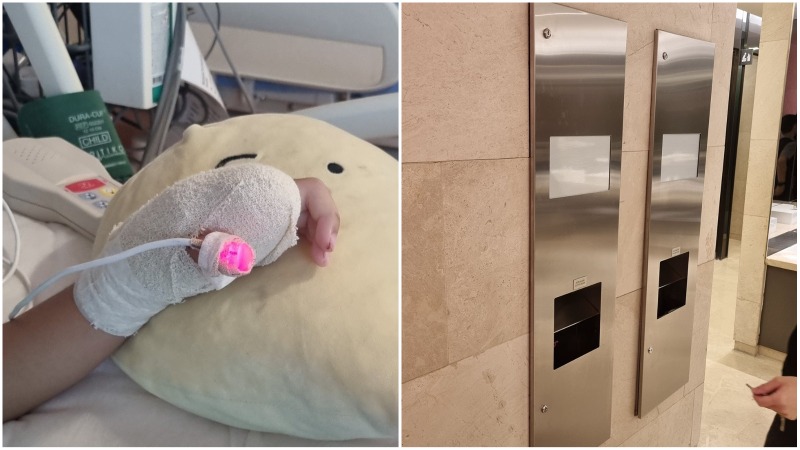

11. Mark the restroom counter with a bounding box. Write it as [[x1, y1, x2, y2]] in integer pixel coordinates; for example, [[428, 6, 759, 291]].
[[759, 223, 796, 355]]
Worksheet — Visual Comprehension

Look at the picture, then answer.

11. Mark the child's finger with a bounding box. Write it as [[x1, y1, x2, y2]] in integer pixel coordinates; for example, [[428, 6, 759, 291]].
[[311, 243, 329, 267], [297, 178, 337, 221], [315, 214, 339, 252]]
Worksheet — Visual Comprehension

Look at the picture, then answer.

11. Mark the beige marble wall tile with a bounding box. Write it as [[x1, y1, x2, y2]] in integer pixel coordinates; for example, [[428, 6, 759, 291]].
[[620, 417, 659, 447], [707, 3, 737, 148], [401, 3, 529, 163], [687, 327, 710, 393], [691, 385, 704, 446], [602, 290, 659, 447], [694, 260, 714, 335], [402, 163, 448, 382], [730, 131, 752, 239], [656, 391, 695, 446], [699, 145, 725, 264], [731, 54, 758, 239], [739, 55, 759, 134], [734, 298, 762, 347], [734, 340, 758, 356], [613, 290, 643, 386], [729, 221, 743, 241], [568, 3, 713, 43], [736, 214, 769, 302], [686, 262, 714, 392], [750, 40, 791, 141], [743, 140, 780, 219], [442, 158, 530, 363], [657, 386, 686, 416], [621, 40, 654, 153], [616, 151, 648, 296], [402, 334, 529, 446], [760, 3, 796, 43]]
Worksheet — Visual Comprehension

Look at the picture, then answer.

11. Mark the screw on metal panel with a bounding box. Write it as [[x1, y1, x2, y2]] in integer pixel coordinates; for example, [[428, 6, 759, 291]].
[[648, 346, 654, 354], [662, 52, 668, 60], [543, 28, 551, 39], [541, 405, 549, 413]]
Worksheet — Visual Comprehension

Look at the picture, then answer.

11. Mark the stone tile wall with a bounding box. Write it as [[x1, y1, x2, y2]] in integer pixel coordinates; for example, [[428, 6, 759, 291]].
[[402, 3, 736, 446]]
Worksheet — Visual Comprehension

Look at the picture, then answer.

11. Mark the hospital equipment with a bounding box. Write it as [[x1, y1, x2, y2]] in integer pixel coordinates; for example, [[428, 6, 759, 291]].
[[4, 4, 136, 181], [3, 3, 83, 97], [1, 117, 395, 449], [89, 3, 176, 109], [2, 137, 270, 333], [2, 137, 121, 240], [187, 2, 399, 148]]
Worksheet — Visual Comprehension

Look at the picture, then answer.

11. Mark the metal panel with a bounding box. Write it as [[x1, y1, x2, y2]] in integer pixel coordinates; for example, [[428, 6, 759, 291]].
[[530, 4, 626, 446], [637, 30, 715, 417]]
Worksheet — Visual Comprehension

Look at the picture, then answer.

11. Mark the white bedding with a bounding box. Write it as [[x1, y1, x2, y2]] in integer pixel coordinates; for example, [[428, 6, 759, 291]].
[[2, 212, 395, 446]]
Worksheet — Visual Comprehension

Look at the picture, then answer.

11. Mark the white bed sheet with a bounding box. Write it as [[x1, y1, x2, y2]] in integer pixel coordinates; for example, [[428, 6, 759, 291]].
[[2, 213, 395, 446]]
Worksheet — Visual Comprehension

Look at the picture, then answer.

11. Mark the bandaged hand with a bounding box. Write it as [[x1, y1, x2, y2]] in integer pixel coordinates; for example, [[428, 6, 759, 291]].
[[75, 164, 302, 337]]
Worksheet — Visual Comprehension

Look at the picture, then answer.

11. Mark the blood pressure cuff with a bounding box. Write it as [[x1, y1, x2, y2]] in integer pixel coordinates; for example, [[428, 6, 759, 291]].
[[94, 114, 398, 440]]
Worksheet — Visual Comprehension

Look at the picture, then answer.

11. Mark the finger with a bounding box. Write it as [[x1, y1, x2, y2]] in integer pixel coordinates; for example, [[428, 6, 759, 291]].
[[305, 215, 318, 245], [297, 210, 309, 235], [752, 378, 782, 396], [315, 213, 340, 252], [753, 393, 777, 409], [299, 178, 338, 223], [311, 243, 329, 267]]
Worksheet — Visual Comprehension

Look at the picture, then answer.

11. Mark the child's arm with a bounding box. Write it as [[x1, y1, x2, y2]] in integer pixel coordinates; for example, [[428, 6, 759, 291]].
[[3, 177, 339, 422], [3, 286, 124, 421]]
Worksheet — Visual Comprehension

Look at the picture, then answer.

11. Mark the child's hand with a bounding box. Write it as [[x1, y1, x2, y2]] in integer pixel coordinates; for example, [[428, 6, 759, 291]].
[[295, 178, 340, 267]]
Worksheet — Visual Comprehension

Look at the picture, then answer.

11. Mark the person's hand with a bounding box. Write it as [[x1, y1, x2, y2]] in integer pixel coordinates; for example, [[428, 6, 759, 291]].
[[74, 164, 301, 337], [295, 178, 340, 267], [751, 376, 797, 420]]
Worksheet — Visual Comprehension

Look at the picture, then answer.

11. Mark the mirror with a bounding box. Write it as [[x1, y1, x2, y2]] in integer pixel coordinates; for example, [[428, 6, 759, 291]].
[[769, 16, 797, 241]]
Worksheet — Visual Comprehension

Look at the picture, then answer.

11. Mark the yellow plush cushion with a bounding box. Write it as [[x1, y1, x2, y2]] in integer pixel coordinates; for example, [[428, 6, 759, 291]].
[[95, 115, 398, 440]]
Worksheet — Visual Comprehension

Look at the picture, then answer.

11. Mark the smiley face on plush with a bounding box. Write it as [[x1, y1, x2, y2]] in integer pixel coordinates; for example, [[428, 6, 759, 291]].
[[93, 114, 398, 440]]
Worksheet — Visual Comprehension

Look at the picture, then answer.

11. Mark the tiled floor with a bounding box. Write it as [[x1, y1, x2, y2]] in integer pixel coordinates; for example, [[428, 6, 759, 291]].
[[698, 239, 785, 447]]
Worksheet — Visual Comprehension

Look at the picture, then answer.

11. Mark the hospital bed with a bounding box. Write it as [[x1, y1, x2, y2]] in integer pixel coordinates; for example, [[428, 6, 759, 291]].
[[2, 3, 397, 445], [2, 210, 395, 447]]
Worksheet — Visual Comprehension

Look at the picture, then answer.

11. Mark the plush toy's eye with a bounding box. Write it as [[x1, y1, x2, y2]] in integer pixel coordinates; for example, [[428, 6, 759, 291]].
[[327, 162, 344, 174], [216, 154, 258, 169]]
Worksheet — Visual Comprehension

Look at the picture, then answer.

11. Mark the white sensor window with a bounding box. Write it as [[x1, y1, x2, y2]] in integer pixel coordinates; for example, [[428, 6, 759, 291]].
[[549, 135, 611, 199], [661, 133, 700, 182]]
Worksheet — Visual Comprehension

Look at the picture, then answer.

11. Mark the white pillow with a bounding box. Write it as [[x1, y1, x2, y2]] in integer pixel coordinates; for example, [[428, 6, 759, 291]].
[[95, 114, 398, 440]]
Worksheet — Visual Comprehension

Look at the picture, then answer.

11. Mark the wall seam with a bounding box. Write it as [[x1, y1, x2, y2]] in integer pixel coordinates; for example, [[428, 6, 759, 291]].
[[402, 156, 530, 165], [402, 333, 529, 385]]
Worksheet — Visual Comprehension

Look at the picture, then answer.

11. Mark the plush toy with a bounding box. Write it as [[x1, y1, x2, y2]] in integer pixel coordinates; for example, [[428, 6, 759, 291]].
[[94, 114, 398, 440]]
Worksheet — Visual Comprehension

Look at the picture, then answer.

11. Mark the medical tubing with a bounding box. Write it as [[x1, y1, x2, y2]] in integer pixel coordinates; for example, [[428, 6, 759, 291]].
[[142, 4, 186, 166], [199, 3, 257, 114], [8, 238, 192, 320]]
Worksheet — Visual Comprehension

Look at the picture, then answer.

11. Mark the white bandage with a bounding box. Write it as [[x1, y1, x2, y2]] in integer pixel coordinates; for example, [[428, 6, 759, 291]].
[[75, 164, 301, 336]]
